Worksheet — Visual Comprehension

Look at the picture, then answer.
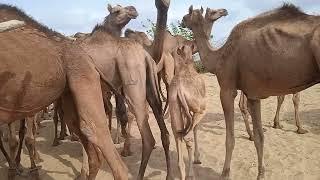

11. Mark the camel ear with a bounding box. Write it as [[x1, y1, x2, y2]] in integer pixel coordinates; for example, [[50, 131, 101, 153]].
[[107, 4, 113, 13], [200, 6, 204, 14], [189, 5, 193, 14]]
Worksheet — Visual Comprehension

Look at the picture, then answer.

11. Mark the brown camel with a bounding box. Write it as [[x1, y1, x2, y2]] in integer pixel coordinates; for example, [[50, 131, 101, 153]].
[[239, 91, 307, 141], [125, 29, 197, 102], [68, 1, 173, 179], [182, 4, 320, 179], [0, 4, 128, 180], [169, 44, 205, 180]]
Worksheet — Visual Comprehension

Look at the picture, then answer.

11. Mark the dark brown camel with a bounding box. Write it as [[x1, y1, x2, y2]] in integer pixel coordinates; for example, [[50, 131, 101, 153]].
[[0, 4, 128, 180], [182, 4, 320, 180]]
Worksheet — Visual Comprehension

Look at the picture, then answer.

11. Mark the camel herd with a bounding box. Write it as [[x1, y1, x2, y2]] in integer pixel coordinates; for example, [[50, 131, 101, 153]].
[[0, 0, 319, 180]]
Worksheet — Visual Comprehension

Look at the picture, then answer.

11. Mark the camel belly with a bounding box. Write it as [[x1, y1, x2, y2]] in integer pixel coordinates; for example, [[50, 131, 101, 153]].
[[0, 32, 66, 121], [238, 37, 320, 98]]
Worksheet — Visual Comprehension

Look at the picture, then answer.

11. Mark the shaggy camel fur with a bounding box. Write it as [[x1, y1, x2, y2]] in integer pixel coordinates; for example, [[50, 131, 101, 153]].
[[169, 44, 205, 180], [68, 1, 173, 179], [125, 29, 197, 102], [239, 91, 307, 141], [0, 4, 128, 180], [183, 4, 320, 179]]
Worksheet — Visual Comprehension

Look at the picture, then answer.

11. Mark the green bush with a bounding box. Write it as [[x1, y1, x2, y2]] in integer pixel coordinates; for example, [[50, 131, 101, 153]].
[[193, 60, 207, 73]]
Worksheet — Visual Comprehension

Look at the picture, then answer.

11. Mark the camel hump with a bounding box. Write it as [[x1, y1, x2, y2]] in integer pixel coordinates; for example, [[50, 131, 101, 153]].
[[0, 19, 25, 32]]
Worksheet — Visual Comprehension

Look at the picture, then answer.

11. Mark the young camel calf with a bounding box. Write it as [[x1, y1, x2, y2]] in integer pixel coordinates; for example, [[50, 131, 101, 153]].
[[169, 45, 206, 180]]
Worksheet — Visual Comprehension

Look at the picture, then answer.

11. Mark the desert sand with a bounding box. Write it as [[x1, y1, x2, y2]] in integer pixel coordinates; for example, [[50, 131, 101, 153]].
[[1, 73, 320, 180]]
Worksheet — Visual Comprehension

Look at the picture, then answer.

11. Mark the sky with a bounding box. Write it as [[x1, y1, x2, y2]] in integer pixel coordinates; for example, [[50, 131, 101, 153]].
[[1, 0, 319, 45]]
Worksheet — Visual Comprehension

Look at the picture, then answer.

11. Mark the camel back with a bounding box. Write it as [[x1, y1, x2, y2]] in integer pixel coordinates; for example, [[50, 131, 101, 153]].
[[0, 4, 65, 39]]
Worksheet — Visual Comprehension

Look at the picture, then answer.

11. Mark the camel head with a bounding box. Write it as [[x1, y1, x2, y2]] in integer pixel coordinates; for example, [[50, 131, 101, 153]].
[[125, 29, 152, 46], [205, 8, 228, 22], [181, 5, 227, 30], [175, 44, 195, 68], [106, 4, 138, 28]]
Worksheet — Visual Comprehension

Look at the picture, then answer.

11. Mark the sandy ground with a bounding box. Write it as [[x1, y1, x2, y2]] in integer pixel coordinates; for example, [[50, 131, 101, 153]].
[[1, 73, 320, 180]]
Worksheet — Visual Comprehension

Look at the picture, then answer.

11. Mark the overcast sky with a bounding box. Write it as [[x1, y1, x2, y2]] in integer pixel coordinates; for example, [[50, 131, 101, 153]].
[[1, 0, 319, 44]]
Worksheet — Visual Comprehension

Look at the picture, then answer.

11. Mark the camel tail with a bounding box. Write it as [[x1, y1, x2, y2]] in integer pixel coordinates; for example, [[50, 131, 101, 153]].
[[177, 88, 193, 136], [145, 54, 162, 108]]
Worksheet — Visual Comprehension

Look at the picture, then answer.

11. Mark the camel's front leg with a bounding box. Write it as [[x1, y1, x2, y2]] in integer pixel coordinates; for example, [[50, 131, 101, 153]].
[[52, 106, 60, 146], [247, 99, 265, 180], [239, 92, 253, 141], [273, 95, 284, 129], [292, 93, 308, 134], [220, 89, 237, 179], [193, 124, 201, 164], [185, 133, 195, 180]]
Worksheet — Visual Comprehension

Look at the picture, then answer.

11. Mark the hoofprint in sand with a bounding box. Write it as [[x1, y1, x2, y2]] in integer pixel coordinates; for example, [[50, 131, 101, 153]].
[[0, 73, 319, 180]]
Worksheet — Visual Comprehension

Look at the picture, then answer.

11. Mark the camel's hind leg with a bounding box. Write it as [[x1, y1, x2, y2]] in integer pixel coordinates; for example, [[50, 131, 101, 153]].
[[123, 83, 155, 179], [15, 119, 26, 172], [0, 128, 17, 180], [247, 99, 265, 180], [239, 92, 253, 141], [292, 93, 308, 134], [66, 64, 128, 179], [53, 104, 61, 146], [273, 95, 285, 129], [25, 116, 41, 180]]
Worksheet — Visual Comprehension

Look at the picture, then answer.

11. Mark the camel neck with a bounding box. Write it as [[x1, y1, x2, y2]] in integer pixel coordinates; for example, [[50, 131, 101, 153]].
[[152, 9, 168, 63], [102, 18, 123, 37], [192, 22, 220, 74]]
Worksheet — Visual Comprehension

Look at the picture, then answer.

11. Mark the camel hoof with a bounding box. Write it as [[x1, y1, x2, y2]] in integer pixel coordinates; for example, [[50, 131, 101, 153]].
[[121, 149, 133, 157], [249, 136, 254, 141], [8, 168, 18, 180], [297, 128, 308, 134], [221, 168, 231, 180], [114, 138, 121, 144], [193, 160, 202, 164], [29, 167, 41, 180], [75, 173, 87, 180], [186, 176, 196, 180], [34, 154, 43, 163], [70, 135, 79, 142], [257, 174, 265, 180], [272, 123, 283, 129], [166, 174, 174, 180], [52, 139, 61, 146]]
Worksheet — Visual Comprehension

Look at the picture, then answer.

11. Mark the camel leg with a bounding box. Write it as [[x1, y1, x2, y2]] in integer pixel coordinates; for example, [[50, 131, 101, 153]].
[[273, 95, 285, 129], [183, 131, 194, 180], [292, 93, 308, 134], [147, 95, 172, 180], [67, 67, 128, 179], [159, 71, 167, 102], [0, 128, 17, 179], [247, 99, 265, 180], [53, 105, 61, 146], [193, 124, 201, 164], [239, 92, 253, 141], [78, 135, 102, 180], [176, 136, 185, 180], [15, 119, 26, 172], [8, 122, 18, 162], [103, 97, 113, 132], [58, 102, 68, 140], [124, 84, 155, 179], [220, 89, 237, 179], [25, 116, 41, 180]]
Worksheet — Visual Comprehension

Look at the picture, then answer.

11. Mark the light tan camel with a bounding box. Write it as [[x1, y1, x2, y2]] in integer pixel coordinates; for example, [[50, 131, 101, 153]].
[[169, 44, 205, 180], [239, 91, 307, 141], [67, 1, 173, 179], [0, 4, 128, 180], [125, 29, 197, 102], [182, 4, 320, 179]]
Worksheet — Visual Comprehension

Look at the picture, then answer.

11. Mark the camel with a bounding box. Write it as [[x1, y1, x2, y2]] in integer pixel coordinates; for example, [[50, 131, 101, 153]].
[[239, 91, 307, 141], [125, 29, 197, 102], [182, 4, 320, 179], [0, 4, 129, 180], [67, 1, 173, 179], [169, 44, 205, 180]]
